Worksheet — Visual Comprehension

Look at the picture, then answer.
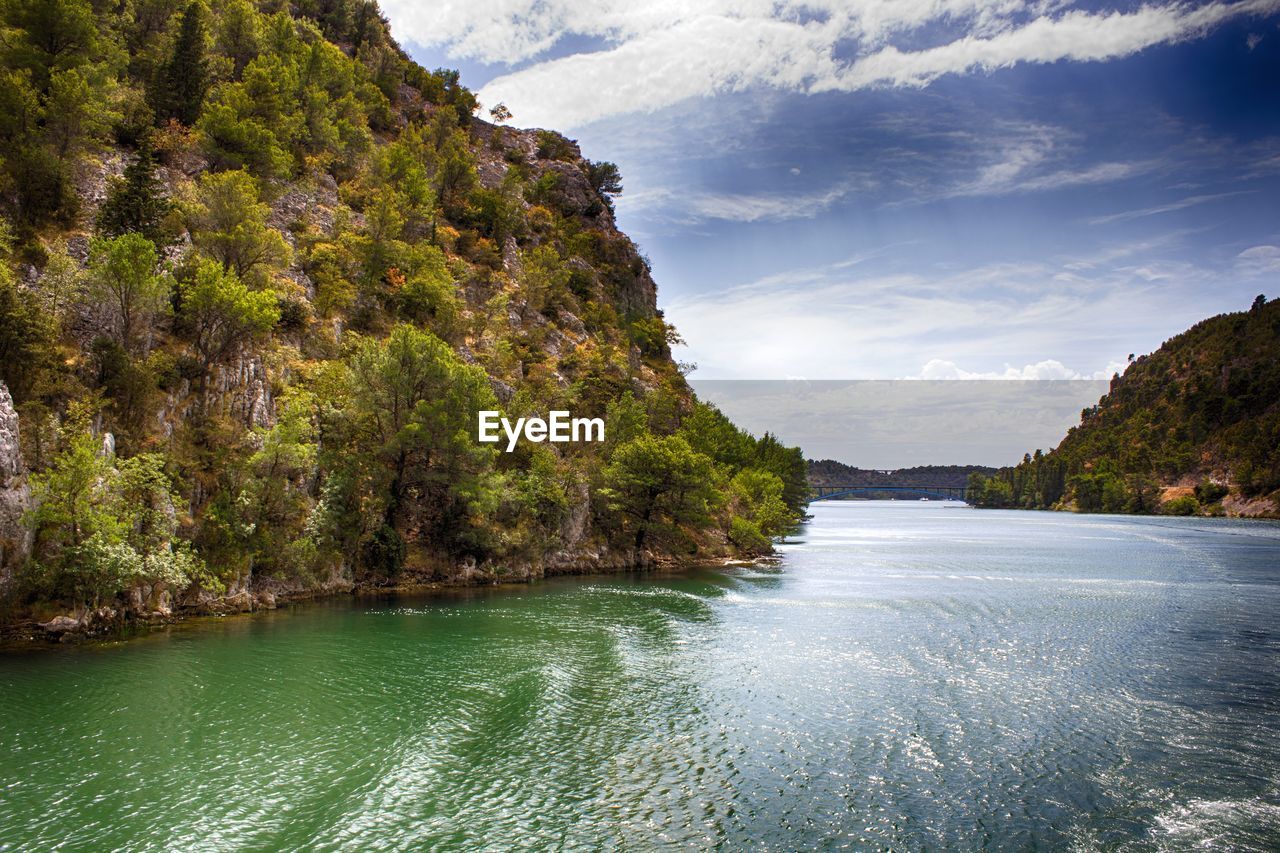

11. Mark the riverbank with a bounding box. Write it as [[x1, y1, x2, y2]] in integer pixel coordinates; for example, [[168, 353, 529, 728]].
[[0, 547, 760, 650], [965, 501, 1280, 519]]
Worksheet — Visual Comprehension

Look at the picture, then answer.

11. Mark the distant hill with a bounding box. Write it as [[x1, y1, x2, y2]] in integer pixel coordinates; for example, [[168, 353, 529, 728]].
[[968, 296, 1280, 517], [808, 460, 996, 497]]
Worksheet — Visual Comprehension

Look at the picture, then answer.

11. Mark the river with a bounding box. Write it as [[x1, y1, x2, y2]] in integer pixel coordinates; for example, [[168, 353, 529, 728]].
[[3, 502, 1280, 849]]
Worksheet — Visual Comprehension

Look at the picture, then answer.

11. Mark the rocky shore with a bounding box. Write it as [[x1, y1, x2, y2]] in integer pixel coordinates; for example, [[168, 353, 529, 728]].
[[0, 546, 745, 648]]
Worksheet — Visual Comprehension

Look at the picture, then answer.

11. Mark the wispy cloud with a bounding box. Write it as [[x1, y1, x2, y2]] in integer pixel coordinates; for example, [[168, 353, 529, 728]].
[[621, 118, 1170, 226], [1087, 191, 1256, 225], [1234, 244, 1280, 277], [377, 0, 1280, 128], [686, 182, 861, 222], [622, 179, 867, 223]]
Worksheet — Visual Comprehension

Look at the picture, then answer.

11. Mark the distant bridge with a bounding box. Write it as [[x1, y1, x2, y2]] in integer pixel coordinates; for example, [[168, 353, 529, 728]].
[[810, 485, 969, 503]]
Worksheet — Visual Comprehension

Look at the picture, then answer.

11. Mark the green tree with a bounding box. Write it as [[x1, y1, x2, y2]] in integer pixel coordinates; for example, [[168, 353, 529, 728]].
[[97, 138, 172, 241], [3, 141, 78, 225], [357, 186, 405, 284], [396, 263, 460, 338], [0, 68, 40, 146], [42, 64, 118, 156], [180, 258, 279, 381], [0, 268, 61, 403], [729, 468, 792, 538], [342, 324, 498, 568], [196, 92, 295, 177], [522, 244, 569, 316], [679, 401, 753, 469], [752, 432, 809, 514], [586, 160, 622, 212], [28, 414, 104, 533], [33, 239, 85, 319], [187, 169, 290, 283], [0, 0, 97, 88], [435, 130, 476, 216], [601, 392, 648, 453], [29, 419, 207, 607], [155, 2, 208, 125], [230, 390, 319, 577], [87, 233, 170, 352], [1162, 494, 1200, 516], [600, 434, 716, 552], [216, 0, 260, 75]]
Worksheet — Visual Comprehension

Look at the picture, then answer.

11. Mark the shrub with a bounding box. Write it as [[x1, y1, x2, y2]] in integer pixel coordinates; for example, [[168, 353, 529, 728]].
[[1194, 480, 1229, 504], [728, 516, 770, 555], [1162, 495, 1200, 516]]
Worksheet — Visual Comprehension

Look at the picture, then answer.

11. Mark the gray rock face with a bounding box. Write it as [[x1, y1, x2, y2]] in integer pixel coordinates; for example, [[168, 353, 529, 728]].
[[0, 382, 22, 482], [0, 382, 33, 584]]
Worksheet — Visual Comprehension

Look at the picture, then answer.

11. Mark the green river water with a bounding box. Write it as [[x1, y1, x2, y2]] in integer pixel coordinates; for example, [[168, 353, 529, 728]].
[[3, 501, 1280, 849]]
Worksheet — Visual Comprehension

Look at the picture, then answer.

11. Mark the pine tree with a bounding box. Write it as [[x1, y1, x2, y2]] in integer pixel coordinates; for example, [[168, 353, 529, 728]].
[[97, 138, 170, 242], [155, 3, 207, 126]]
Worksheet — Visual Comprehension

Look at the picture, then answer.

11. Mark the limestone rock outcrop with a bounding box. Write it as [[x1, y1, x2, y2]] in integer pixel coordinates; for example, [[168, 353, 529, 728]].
[[0, 382, 33, 586]]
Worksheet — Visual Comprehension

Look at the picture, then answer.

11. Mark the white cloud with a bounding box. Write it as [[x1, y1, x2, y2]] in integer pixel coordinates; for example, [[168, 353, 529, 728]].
[[375, 0, 1280, 129], [383, 0, 1027, 67], [473, 15, 835, 129], [916, 358, 1127, 380], [820, 1, 1280, 92], [664, 249, 1235, 379], [1235, 245, 1280, 278], [688, 183, 858, 222]]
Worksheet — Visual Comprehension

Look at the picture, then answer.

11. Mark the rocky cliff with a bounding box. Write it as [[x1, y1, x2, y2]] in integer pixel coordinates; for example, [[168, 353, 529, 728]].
[[0, 0, 808, 639], [0, 382, 32, 588]]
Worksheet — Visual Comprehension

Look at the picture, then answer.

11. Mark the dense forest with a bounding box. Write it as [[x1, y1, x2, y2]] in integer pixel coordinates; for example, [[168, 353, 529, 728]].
[[808, 461, 996, 489], [0, 0, 807, 633], [808, 460, 994, 498], [967, 297, 1280, 517]]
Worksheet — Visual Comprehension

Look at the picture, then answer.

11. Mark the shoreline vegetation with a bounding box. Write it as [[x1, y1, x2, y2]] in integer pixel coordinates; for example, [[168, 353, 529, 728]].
[[0, 0, 809, 644], [802, 296, 1280, 521], [964, 297, 1279, 519], [0, 552, 777, 650]]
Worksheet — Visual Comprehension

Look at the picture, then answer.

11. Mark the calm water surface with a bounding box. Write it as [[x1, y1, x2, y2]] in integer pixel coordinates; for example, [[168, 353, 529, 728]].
[[3, 502, 1280, 850]]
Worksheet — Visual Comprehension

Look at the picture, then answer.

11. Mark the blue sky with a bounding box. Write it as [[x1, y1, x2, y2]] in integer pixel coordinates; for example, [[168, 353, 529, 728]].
[[384, 0, 1280, 381]]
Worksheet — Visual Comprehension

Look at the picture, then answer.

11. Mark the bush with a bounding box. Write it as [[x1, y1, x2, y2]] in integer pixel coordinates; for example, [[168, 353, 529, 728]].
[[535, 131, 574, 160], [728, 516, 770, 555], [1162, 495, 1200, 516], [1194, 480, 1229, 505], [362, 523, 405, 579], [275, 296, 310, 333]]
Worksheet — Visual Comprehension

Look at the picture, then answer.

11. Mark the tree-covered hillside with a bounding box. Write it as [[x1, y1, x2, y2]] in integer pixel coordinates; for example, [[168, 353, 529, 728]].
[[808, 460, 996, 492], [0, 0, 806, 630], [968, 296, 1280, 517]]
